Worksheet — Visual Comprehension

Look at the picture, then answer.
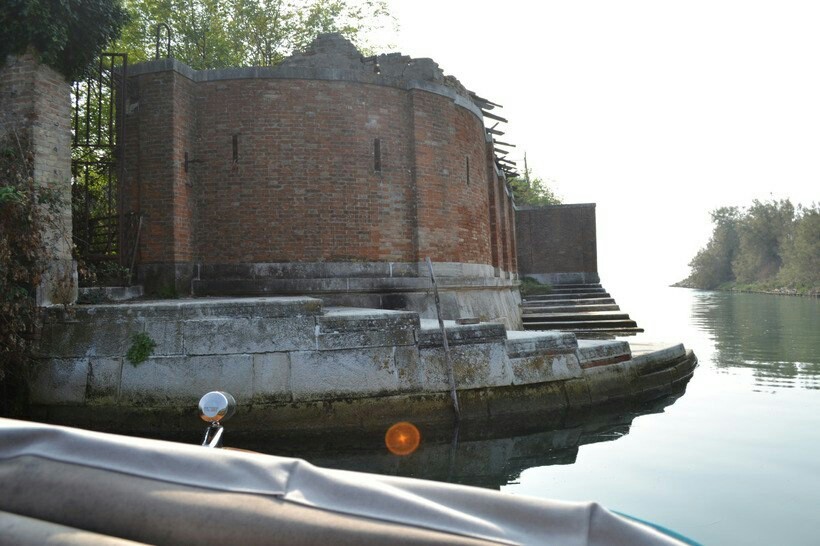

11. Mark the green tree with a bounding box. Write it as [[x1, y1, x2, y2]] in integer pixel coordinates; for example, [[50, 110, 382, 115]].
[[0, 0, 129, 81], [114, 0, 392, 70], [510, 168, 562, 206], [732, 199, 794, 283], [685, 207, 740, 289], [681, 199, 818, 292], [779, 204, 820, 288]]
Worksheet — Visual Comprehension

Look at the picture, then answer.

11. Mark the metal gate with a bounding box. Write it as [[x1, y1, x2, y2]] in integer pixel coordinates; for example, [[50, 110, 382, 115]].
[[71, 53, 136, 284]]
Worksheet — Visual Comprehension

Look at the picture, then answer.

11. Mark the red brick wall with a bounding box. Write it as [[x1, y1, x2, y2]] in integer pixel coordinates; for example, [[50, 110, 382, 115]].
[[484, 149, 517, 276], [193, 79, 416, 263], [125, 65, 518, 284], [123, 70, 196, 269], [412, 90, 491, 264], [172, 75, 196, 262], [516, 204, 598, 278], [124, 71, 177, 263]]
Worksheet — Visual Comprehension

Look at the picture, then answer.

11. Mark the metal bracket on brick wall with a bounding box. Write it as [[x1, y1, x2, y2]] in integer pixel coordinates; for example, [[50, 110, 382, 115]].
[[184, 151, 205, 173]]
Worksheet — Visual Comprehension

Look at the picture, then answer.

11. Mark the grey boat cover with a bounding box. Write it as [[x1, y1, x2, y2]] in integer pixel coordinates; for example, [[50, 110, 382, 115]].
[[0, 418, 686, 545]]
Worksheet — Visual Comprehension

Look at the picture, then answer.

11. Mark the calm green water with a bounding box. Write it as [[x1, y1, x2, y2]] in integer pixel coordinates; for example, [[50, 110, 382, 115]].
[[503, 287, 820, 545], [238, 287, 820, 545]]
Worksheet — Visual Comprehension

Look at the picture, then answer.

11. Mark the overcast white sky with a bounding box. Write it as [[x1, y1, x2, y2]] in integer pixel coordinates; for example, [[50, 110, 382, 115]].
[[377, 0, 819, 288]]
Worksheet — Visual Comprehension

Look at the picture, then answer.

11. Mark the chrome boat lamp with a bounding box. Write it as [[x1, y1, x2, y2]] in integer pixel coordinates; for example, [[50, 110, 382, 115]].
[[198, 391, 236, 448]]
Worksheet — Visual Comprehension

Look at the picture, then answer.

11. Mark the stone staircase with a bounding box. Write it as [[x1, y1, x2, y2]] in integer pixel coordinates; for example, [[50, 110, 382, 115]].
[[521, 283, 644, 337]]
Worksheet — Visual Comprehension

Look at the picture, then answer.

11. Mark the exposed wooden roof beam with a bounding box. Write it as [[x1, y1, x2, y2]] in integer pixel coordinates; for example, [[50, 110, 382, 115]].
[[469, 91, 503, 108], [482, 110, 508, 123]]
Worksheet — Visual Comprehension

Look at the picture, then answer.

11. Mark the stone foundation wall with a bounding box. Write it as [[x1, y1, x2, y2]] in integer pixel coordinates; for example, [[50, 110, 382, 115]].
[[189, 260, 522, 329], [30, 297, 590, 426], [28, 296, 698, 434]]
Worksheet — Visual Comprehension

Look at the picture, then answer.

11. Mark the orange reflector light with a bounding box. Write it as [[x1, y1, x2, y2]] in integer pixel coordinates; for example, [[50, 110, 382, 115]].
[[385, 421, 421, 456]]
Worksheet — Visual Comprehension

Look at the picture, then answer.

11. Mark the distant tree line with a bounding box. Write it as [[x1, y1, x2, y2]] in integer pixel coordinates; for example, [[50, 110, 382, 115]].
[[680, 199, 819, 291]]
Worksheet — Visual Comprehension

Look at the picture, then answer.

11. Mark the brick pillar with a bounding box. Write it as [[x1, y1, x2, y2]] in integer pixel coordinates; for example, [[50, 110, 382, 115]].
[[0, 53, 76, 306], [125, 64, 197, 296]]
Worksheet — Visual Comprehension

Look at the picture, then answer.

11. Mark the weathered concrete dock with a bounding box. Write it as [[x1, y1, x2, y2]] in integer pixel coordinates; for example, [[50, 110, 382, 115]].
[[31, 296, 694, 433]]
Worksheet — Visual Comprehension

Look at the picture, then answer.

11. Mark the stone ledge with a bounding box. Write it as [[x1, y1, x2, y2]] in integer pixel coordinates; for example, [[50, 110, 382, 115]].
[[78, 285, 144, 303], [505, 331, 578, 357], [628, 343, 686, 375], [576, 340, 631, 368], [417, 320, 507, 348], [43, 296, 324, 322], [523, 272, 601, 286], [509, 352, 583, 385], [290, 347, 403, 401], [183, 316, 315, 355], [420, 343, 510, 391], [317, 308, 419, 351]]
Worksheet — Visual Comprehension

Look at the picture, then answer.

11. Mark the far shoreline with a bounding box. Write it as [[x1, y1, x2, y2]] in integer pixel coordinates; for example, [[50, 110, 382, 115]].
[[671, 282, 819, 298]]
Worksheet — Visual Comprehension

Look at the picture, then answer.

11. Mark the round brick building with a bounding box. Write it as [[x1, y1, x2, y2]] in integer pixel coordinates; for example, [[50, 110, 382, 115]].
[[123, 34, 520, 327]]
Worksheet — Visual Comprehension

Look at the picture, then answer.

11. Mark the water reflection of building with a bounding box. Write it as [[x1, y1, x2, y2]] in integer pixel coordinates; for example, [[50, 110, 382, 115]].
[[690, 291, 820, 389], [228, 391, 688, 490]]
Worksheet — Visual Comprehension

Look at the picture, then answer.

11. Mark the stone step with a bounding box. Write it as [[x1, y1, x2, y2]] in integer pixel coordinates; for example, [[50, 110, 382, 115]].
[[547, 287, 608, 294], [572, 328, 645, 337], [521, 297, 616, 307], [548, 283, 602, 289], [521, 303, 621, 314], [523, 292, 611, 302], [522, 311, 632, 322], [78, 285, 144, 303], [523, 319, 639, 330], [576, 339, 632, 366]]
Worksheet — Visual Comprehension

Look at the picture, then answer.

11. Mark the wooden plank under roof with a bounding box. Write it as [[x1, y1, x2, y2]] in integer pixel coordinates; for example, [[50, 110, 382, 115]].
[[469, 91, 503, 109], [493, 140, 516, 148], [482, 110, 508, 123]]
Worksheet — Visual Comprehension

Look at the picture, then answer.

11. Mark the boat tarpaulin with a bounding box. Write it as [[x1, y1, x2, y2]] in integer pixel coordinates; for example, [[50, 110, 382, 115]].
[[0, 418, 687, 545]]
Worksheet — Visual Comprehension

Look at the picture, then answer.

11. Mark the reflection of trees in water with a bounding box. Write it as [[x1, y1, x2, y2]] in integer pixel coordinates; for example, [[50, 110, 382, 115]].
[[690, 291, 820, 387], [228, 392, 688, 490]]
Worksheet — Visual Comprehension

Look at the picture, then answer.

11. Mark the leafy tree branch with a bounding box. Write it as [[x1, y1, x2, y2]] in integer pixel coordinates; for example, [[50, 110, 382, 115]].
[[114, 0, 394, 69], [0, 0, 129, 81]]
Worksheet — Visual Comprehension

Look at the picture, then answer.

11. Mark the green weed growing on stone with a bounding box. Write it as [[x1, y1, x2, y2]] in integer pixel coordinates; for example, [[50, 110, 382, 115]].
[[157, 284, 179, 299], [0, 131, 61, 415], [126, 332, 156, 366], [519, 277, 552, 296]]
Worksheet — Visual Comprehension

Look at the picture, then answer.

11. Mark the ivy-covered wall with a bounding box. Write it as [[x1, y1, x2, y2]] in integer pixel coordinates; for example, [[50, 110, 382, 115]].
[[0, 53, 76, 307]]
